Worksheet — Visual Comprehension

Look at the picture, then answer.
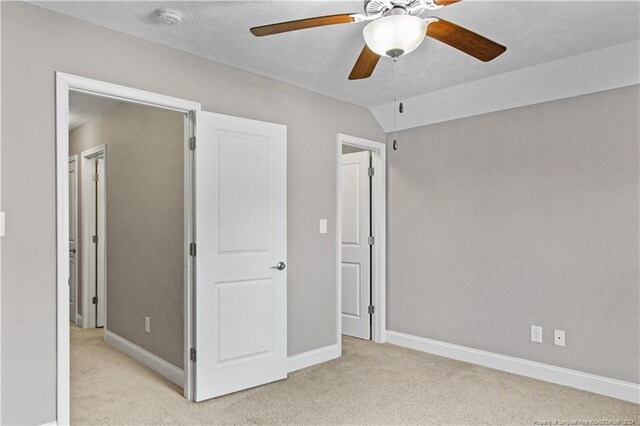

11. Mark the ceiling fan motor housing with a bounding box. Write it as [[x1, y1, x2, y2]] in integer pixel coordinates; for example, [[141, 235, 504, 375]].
[[364, 0, 442, 16]]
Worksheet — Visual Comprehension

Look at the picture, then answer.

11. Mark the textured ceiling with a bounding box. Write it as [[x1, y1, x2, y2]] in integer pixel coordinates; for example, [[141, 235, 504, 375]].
[[36, 1, 640, 107], [69, 91, 121, 130]]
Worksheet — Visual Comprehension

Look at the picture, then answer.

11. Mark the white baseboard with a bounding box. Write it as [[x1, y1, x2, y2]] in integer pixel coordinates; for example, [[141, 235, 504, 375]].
[[104, 330, 184, 387], [287, 344, 340, 373], [386, 330, 640, 404]]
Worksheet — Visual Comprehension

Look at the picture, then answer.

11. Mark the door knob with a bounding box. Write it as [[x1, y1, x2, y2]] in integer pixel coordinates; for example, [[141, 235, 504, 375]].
[[271, 262, 286, 271]]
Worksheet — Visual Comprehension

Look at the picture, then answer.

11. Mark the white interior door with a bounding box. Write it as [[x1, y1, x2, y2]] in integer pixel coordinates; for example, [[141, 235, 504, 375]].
[[194, 111, 287, 401], [69, 157, 78, 323], [341, 151, 371, 340], [86, 153, 106, 329], [96, 157, 106, 328]]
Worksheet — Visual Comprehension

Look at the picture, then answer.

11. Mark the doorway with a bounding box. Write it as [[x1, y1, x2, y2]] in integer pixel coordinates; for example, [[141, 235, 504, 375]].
[[336, 134, 387, 347], [56, 73, 201, 424], [341, 147, 372, 339], [56, 73, 289, 423]]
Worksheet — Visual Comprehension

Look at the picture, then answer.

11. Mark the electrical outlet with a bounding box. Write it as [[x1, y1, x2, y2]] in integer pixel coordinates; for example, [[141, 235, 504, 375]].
[[531, 325, 542, 343], [145, 316, 151, 334], [554, 329, 565, 347]]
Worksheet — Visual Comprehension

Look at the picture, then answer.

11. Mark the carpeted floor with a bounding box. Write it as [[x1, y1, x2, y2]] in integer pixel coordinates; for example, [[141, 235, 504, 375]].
[[71, 324, 639, 425]]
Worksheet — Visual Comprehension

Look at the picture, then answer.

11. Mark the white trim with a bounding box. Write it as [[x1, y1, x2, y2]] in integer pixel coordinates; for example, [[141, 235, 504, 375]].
[[104, 330, 184, 387], [183, 112, 195, 402], [287, 344, 341, 373], [40, 422, 57, 426], [56, 72, 201, 425], [386, 330, 640, 404], [0, 2, 3, 421], [80, 145, 106, 330], [336, 134, 387, 349], [55, 72, 71, 426], [75, 314, 82, 325], [370, 41, 640, 132]]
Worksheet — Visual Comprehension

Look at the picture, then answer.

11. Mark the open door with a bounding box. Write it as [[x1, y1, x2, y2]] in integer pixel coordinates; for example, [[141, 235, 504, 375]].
[[193, 111, 287, 401], [341, 150, 371, 340], [96, 157, 106, 327], [69, 156, 78, 323]]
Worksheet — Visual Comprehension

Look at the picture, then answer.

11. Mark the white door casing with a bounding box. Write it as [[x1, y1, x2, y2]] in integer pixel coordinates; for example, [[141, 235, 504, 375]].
[[194, 111, 287, 401], [69, 156, 78, 323], [341, 151, 371, 340]]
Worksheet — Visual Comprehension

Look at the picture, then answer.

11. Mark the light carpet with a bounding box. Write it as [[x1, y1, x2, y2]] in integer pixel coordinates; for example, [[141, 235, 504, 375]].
[[71, 325, 639, 425]]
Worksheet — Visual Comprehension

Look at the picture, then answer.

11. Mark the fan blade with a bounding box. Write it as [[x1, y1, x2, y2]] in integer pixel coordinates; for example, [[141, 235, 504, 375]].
[[426, 19, 506, 62], [434, 0, 462, 5], [349, 45, 381, 80], [250, 14, 357, 37]]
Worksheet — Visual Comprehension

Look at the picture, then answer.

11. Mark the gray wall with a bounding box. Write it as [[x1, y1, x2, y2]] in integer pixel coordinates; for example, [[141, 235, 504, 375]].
[[70, 102, 185, 369], [0, 2, 384, 424], [386, 85, 640, 383]]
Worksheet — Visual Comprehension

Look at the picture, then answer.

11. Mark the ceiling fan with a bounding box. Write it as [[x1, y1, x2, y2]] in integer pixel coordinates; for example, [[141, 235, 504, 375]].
[[250, 0, 506, 80]]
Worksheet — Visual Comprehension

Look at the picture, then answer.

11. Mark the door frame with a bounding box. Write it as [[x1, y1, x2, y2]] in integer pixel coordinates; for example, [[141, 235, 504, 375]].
[[79, 145, 107, 329], [336, 134, 387, 349], [55, 72, 201, 424], [68, 155, 79, 325]]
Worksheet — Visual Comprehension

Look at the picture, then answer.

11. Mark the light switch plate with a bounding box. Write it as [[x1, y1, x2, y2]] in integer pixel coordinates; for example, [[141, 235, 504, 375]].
[[319, 219, 327, 234], [554, 329, 565, 347], [531, 325, 542, 343], [145, 317, 151, 334]]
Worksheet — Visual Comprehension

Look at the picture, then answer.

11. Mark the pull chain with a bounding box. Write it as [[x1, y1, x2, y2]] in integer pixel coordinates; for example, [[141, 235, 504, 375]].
[[393, 59, 399, 151], [393, 98, 398, 150]]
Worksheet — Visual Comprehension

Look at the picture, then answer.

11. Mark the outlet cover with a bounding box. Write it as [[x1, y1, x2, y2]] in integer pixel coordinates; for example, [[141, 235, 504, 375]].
[[554, 329, 565, 347], [531, 325, 542, 343]]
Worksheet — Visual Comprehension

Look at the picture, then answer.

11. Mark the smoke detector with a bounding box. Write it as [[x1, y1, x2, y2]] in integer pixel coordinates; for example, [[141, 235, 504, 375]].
[[155, 8, 182, 25]]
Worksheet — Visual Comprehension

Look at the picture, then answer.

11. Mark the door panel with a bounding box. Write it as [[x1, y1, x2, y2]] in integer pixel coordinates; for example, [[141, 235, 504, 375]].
[[69, 157, 78, 323], [218, 135, 271, 252], [218, 279, 272, 362], [341, 263, 361, 318], [341, 151, 371, 339], [194, 111, 287, 401], [341, 163, 361, 246]]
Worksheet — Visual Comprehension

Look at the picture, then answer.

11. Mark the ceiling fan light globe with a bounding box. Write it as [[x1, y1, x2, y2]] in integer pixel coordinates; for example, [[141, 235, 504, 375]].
[[363, 15, 427, 58]]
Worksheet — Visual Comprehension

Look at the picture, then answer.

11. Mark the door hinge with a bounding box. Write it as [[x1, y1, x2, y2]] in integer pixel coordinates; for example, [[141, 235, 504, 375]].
[[92, 235, 98, 244], [368, 235, 375, 245], [92, 173, 98, 182], [368, 305, 375, 315], [92, 296, 98, 305], [190, 348, 196, 362], [189, 242, 196, 257], [189, 136, 196, 151], [368, 167, 374, 177]]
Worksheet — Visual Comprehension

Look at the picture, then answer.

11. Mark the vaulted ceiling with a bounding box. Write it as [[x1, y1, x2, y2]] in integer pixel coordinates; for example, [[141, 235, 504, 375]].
[[35, 1, 639, 108]]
